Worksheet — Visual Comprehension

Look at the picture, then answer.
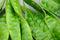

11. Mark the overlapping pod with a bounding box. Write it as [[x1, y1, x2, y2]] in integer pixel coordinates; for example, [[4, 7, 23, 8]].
[[22, 7, 55, 40], [44, 13, 60, 40], [39, 1, 60, 39], [40, 0, 60, 16], [6, 0, 21, 40], [24, 0, 46, 17], [22, 6, 60, 40], [10, 0, 33, 40], [39, 0, 60, 39], [0, 11, 9, 40]]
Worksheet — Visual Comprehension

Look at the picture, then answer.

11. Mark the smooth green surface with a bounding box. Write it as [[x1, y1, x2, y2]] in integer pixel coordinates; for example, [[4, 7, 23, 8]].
[[6, 0, 21, 40], [22, 7, 53, 40], [0, 12, 9, 40], [0, 0, 60, 40], [10, 0, 33, 40], [21, 18, 33, 40], [22, 6, 60, 40]]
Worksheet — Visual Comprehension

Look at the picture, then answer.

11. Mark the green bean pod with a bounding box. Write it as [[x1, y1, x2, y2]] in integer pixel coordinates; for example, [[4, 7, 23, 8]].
[[45, 13, 60, 40], [39, 2, 60, 39], [20, 18, 33, 40], [0, 12, 9, 40], [40, 0, 60, 16], [10, 0, 33, 40], [6, 0, 21, 40], [22, 6, 56, 40]]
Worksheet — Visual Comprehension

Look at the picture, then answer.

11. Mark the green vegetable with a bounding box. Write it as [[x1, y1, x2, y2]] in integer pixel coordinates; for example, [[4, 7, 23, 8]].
[[10, 0, 33, 40], [40, 0, 60, 16], [6, 0, 21, 40], [44, 13, 60, 40], [0, 11, 9, 40], [40, 3, 60, 39], [22, 6, 54, 40], [0, 0, 60, 40], [20, 18, 33, 40]]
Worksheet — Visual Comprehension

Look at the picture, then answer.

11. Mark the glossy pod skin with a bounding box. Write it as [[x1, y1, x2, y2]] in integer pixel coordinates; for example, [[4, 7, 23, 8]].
[[6, 0, 21, 40], [40, 0, 60, 16], [22, 7, 56, 40], [0, 11, 9, 40], [10, 0, 33, 40]]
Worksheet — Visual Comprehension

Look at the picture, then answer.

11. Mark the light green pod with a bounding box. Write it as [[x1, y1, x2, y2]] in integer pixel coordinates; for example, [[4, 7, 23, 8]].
[[0, 12, 9, 40], [6, 0, 21, 40]]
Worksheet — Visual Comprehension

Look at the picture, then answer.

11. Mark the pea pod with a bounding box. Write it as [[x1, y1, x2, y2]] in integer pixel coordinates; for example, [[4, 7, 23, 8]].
[[0, 11, 9, 40], [39, 2, 60, 39], [40, 2, 60, 39], [44, 13, 60, 40], [22, 6, 56, 40], [40, 0, 60, 16], [6, 0, 21, 40], [20, 18, 33, 40], [10, 0, 33, 40]]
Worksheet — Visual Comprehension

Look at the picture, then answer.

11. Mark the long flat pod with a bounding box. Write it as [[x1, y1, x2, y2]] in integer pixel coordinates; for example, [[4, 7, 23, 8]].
[[39, 1, 60, 39], [0, 12, 9, 40], [44, 14, 60, 40], [20, 18, 33, 40], [6, 0, 21, 40], [40, 0, 60, 16], [10, 0, 33, 40], [22, 7, 56, 40]]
